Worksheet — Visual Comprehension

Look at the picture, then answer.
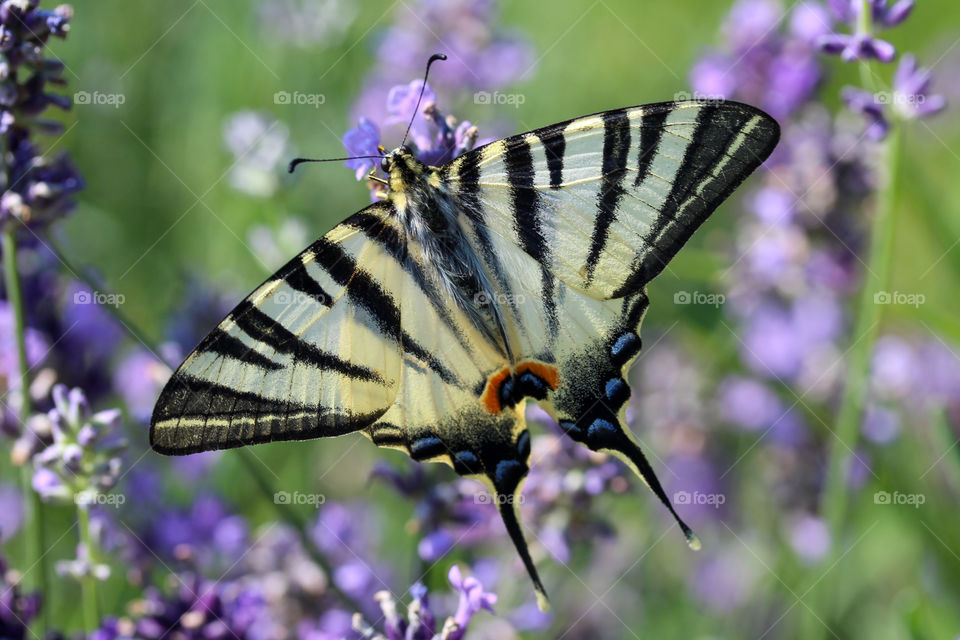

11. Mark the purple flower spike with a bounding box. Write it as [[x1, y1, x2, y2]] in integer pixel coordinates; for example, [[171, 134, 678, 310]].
[[342, 117, 382, 181], [842, 87, 890, 140], [892, 54, 946, 119]]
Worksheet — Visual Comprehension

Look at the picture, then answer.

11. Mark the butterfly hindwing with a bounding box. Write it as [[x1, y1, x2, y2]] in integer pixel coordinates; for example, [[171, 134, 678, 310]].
[[150, 203, 404, 454]]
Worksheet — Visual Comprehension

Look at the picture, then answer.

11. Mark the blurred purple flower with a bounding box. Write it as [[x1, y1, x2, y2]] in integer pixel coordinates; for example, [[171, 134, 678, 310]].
[[691, 548, 759, 612], [0, 2, 82, 232], [31, 384, 125, 504], [692, 0, 823, 120], [842, 87, 890, 140], [861, 404, 900, 443], [117, 575, 269, 639], [892, 54, 946, 119], [449, 564, 497, 640], [790, 2, 833, 43], [342, 117, 381, 180], [870, 335, 916, 400], [742, 304, 806, 380], [787, 514, 831, 562], [718, 376, 785, 431], [0, 555, 42, 640], [343, 81, 478, 200], [819, 31, 896, 63], [373, 0, 535, 93], [113, 344, 178, 422], [144, 493, 250, 573], [352, 565, 498, 640], [0, 484, 23, 542]]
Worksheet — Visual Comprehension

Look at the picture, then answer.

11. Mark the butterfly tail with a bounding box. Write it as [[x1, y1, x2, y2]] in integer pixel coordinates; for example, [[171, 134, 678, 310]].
[[484, 451, 551, 612], [496, 487, 551, 612], [593, 419, 700, 550]]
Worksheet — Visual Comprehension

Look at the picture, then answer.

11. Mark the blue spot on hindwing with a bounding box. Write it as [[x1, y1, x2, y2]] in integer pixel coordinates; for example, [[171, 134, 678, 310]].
[[494, 459, 525, 490], [410, 436, 445, 460], [587, 418, 619, 448], [605, 378, 630, 405], [516, 430, 531, 460], [453, 450, 481, 475], [560, 420, 584, 440], [610, 332, 641, 366]]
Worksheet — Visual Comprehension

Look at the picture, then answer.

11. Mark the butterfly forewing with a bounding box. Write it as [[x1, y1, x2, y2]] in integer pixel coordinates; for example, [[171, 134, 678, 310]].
[[445, 100, 779, 299], [150, 204, 404, 454]]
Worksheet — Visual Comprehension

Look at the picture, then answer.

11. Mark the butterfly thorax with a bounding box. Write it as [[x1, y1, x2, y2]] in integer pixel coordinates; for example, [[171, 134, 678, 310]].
[[384, 148, 509, 351]]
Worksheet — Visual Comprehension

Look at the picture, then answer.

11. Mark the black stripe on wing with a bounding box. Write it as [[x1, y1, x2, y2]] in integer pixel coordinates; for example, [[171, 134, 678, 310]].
[[536, 130, 566, 190], [195, 328, 283, 371], [229, 301, 387, 384], [152, 376, 383, 454], [613, 102, 779, 296], [585, 108, 631, 284], [505, 136, 547, 266]]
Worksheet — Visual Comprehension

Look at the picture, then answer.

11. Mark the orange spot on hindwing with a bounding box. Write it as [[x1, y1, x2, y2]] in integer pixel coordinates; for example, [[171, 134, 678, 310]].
[[481, 361, 559, 414]]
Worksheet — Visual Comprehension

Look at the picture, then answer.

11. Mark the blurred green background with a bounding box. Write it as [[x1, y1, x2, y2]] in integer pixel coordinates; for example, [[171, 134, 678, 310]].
[[32, 0, 960, 637]]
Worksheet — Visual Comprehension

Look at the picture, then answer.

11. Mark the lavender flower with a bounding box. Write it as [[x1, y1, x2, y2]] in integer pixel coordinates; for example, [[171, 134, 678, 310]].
[[818, 31, 896, 63], [120, 574, 269, 639], [0, 556, 42, 640], [351, 566, 497, 640], [139, 493, 250, 574], [868, 0, 914, 27], [786, 514, 831, 562], [30, 384, 125, 504], [343, 81, 478, 200], [891, 54, 946, 119], [343, 116, 381, 181], [842, 87, 890, 139], [56, 540, 110, 581], [447, 565, 496, 640], [690, 0, 824, 120], [818, 0, 905, 62], [0, 1, 83, 231], [372, 0, 535, 93]]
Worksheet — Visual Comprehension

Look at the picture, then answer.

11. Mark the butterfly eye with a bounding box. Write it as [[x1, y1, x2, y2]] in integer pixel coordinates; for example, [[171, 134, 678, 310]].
[[380, 157, 390, 172]]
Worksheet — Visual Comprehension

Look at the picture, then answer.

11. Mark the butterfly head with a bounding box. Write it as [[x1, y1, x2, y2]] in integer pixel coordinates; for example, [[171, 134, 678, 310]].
[[381, 145, 429, 193]]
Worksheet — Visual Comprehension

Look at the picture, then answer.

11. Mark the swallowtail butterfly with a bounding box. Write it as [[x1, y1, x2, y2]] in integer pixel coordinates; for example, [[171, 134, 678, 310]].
[[151, 66, 779, 608]]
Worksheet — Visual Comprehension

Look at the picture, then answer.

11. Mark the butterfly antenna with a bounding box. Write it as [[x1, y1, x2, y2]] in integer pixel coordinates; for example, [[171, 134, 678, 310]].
[[399, 53, 447, 149], [288, 155, 382, 174]]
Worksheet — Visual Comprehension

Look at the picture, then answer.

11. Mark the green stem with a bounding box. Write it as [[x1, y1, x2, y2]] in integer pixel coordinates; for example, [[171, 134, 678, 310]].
[[236, 448, 365, 614], [2, 229, 49, 635], [76, 505, 100, 631], [856, 0, 875, 90], [820, 122, 902, 617]]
